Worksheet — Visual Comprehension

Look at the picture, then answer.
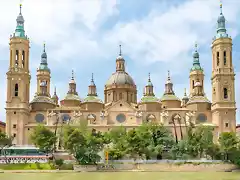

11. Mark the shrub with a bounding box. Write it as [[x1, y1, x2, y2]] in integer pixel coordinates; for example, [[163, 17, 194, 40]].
[[0, 163, 56, 170], [55, 159, 64, 167]]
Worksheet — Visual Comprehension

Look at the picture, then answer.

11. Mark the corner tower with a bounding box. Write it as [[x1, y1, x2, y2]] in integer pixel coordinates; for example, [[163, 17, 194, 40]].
[[189, 43, 204, 97], [36, 43, 51, 97], [211, 3, 236, 132], [5, 4, 30, 145]]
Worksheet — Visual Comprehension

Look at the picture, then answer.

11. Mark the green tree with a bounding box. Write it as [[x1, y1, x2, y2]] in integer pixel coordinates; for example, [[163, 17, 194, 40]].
[[219, 132, 239, 160], [195, 125, 214, 158], [30, 125, 57, 155], [139, 123, 175, 159], [104, 126, 128, 160], [126, 129, 145, 160], [63, 126, 104, 165], [0, 130, 12, 163]]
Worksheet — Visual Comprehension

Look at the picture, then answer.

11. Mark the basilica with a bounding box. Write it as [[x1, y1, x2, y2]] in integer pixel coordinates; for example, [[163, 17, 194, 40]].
[[5, 4, 237, 146]]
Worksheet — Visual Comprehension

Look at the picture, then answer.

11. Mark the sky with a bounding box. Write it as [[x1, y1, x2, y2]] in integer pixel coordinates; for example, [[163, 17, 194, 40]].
[[0, 0, 239, 123]]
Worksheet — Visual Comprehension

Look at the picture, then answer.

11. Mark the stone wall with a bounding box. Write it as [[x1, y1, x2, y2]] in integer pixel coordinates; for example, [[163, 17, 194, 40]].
[[73, 163, 237, 172], [138, 163, 237, 172]]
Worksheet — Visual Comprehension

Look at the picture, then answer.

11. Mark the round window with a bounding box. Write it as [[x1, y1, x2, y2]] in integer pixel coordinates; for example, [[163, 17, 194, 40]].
[[62, 114, 71, 122], [35, 114, 44, 123], [116, 114, 126, 123], [197, 114, 207, 123]]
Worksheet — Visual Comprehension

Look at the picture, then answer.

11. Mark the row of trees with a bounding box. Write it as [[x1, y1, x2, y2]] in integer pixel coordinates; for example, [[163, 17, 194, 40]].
[[1, 122, 240, 166], [29, 122, 240, 166]]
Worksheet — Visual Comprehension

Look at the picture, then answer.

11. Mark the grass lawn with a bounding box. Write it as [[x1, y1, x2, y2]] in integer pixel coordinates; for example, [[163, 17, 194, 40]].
[[0, 172, 240, 180]]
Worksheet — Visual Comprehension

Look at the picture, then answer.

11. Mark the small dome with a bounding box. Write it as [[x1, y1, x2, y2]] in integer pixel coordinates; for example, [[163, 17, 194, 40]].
[[140, 96, 159, 103], [52, 94, 58, 99], [16, 14, 24, 24], [193, 51, 199, 59], [218, 14, 225, 23], [116, 55, 124, 61], [84, 96, 102, 103], [160, 94, 180, 102], [105, 71, 135, 86], [41, 52, 47, 59], [30, 95, 55, 105]]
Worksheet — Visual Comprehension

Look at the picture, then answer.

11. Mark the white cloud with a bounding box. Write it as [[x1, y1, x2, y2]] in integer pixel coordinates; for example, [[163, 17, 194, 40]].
[[0, 0, 240, 123], [104, 0, 240, 66]]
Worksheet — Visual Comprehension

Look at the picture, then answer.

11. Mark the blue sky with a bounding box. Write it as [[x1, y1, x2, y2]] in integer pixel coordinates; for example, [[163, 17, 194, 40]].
[[0, 0, 239, 123]]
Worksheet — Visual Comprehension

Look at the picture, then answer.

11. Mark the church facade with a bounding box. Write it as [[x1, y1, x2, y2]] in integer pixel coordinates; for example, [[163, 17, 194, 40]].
[[5, 4, 237, 146]]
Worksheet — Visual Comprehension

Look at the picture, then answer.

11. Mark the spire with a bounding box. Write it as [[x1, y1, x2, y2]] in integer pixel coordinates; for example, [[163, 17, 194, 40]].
[[164, 70, 175, 95], [116, 44, 125, 72], [91, 73, 95, 86], [71, 70, 75, 81], [15, 4, 25, 38], [184, 88, 187, 96], [119, 44, 122, 56], [52, 86, 59, 105], [88, 73, 97, 96], [39, 42, 50, 72], [166, 70, 172, 84], [54, 86, 57, 95], [191, 42, 203, 72], [147, 73, 153, 86], [41, 42, 47, 60], [68, 70, 78, 95], [215, 0, 228, 38], [144, 73, 154, 96], [20, 3, 22, 15], [220, 1, 223, 15], [182, 88, 189, 107]]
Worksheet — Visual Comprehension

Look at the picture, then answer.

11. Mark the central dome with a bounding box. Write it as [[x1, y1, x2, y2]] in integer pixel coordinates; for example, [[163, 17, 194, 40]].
[[105, 71, 135, 86]]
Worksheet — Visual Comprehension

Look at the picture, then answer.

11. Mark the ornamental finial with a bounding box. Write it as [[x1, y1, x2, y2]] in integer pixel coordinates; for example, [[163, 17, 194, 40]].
[[71, 70, 74, 80], [19, 4, 22, 14], [119, 44, 122, 56]]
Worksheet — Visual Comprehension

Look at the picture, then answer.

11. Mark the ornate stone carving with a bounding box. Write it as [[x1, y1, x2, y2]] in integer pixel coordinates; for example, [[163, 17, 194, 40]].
[[160, 111, 169, 124]]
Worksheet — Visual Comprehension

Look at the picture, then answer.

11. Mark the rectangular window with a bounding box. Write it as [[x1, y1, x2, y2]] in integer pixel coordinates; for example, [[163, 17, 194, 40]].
[[13, 124, 16, 128], [225, 123, 229, 128], [192, 80, 194, 89], [217, 52, 219, 66], [224, 88, 228, 99], [15, 83, 19, 97], [223, 51, 227, 65]]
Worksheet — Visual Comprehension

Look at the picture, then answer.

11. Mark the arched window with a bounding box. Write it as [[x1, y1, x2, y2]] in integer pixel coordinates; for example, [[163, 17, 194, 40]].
[[22, 50, 25, 68], [224, 88, 228, 99], [15, 50, 19, 65], [14, 83, 18, 96], [192, 80, 194, 89], [223, 51, 227, 65], [217, 52, 219, 66]]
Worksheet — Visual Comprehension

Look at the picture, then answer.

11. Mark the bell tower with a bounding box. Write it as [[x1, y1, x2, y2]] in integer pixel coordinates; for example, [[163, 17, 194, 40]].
[[5, 4, 31, 145], [211, 3, 236, 132]]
